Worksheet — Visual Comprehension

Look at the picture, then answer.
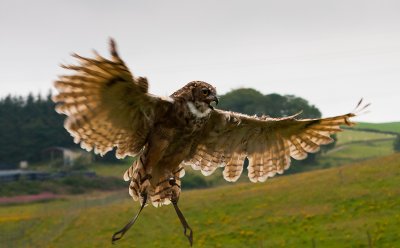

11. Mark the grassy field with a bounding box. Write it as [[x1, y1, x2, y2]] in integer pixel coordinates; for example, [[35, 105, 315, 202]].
[[1, 153, 399, 247], [335, 130, 394, 145], [356, 122, 400, 133], [317, 139, 394, 166], [1, 125, 398, 247]]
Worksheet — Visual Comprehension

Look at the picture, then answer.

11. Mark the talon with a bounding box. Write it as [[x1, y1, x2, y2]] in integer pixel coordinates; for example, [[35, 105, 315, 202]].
[[111, 193, 148, 244], [172, 198, 194, 246], [112, 231, 123, 244], [169, 177, 181, 189], [183, 226, 193, 246]]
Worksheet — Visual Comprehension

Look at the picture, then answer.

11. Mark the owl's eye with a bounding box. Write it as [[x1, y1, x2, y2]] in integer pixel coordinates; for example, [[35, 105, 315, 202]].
[[201, 88, 210, 96]]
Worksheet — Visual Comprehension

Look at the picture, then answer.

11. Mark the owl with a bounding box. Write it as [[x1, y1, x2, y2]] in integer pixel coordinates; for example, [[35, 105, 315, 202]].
[[53, 39, 368, 246]]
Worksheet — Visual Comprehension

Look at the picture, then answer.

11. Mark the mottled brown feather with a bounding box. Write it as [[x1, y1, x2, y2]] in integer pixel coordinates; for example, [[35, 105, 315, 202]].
[[186, 109, 360, 182], [53, 39, 171, 159]]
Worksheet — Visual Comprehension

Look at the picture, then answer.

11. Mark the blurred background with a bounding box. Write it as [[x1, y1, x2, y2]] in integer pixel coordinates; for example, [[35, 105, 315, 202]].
[[0, 0, 399, 247]]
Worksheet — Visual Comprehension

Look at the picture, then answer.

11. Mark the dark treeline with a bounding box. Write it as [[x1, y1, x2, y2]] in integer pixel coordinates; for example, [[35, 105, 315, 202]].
[[0, 88, 333, 167], [218, 88, 322, 118], [0, 92, 76, 166], [218, 88, 335, 165]]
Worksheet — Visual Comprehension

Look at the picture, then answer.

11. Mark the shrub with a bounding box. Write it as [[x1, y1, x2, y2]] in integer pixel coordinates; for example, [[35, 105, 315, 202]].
[[394, 135, 400, 152]]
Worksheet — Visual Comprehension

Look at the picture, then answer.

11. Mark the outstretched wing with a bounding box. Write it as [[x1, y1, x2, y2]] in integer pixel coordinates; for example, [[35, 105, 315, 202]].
[[185, 102, 368, 182], [53, 39, 171, 158]]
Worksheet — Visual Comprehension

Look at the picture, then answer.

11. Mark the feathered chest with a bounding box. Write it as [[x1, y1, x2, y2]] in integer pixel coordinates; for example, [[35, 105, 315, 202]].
[[185, 101, 212, 130], [166, 100, 212, 133]]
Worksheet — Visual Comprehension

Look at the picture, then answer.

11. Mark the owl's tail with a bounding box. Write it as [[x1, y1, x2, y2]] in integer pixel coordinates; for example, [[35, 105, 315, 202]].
[[123, 156, 185, 207], [149, 167, 184, 207], [123, 157, 150, 206]]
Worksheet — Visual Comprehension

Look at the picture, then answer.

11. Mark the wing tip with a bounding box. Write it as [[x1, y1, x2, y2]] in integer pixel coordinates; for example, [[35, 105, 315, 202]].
[[352, 98, 371, 116], [109, 37, 119, 58]]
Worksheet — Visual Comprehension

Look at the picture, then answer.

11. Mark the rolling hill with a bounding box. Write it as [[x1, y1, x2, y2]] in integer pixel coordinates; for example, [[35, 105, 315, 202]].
[[356, 122, 400, 134], [1, 152, 399, 247]]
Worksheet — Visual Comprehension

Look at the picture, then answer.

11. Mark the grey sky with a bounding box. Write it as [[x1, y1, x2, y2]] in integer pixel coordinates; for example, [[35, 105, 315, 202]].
[[1, 0, 399, 122]]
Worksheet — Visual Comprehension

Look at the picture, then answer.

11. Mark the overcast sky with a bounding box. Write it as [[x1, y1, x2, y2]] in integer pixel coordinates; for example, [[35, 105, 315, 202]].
[[1, 0, 399, 122]]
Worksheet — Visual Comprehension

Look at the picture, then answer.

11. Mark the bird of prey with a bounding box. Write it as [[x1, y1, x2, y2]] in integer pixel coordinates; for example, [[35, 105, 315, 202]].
[[53, 39, 368, 246]]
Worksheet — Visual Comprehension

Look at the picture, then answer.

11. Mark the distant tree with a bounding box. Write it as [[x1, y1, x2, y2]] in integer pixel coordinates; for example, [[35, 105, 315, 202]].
[[0, 93, 77, 165], [0, 92, 127, 166], [219, 88, 321, 118], [218, 88, 265, 115], [394, 135, 400, 152], [218, 88, 333, 165]]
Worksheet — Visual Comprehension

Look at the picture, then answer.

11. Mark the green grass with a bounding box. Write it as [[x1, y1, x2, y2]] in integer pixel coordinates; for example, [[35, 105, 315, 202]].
[[0, 172, 126, 197], [336, 130, 395, 145], [318, 140, 394, 166], [356, 122, 400, 133], [90, 163, 130, 178], [1, 153, 400, 247], [2, 126, 395, 247]]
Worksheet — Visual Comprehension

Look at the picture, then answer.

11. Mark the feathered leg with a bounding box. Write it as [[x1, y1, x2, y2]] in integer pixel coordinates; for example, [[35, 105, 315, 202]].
[[170, 178, 193, 246], [111, 193, 148, 244]]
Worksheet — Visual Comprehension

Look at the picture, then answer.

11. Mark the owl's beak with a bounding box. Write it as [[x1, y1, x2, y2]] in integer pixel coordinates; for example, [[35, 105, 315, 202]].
[[209, 95, 219, 105], [206, 94, 218, 109], [208, 95, 219, 110]]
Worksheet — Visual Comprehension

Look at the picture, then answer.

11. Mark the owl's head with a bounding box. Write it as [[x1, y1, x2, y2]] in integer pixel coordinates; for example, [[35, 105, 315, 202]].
[[189, 81, 218, 107], [172, 81, 219, 109], [171, 81, 219, 118]]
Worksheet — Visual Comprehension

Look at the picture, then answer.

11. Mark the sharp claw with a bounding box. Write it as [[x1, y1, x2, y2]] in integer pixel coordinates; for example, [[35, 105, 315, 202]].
[[184, 226, 193, 246], [111, 231, 123, 244], [172, 198, 193, 246], [111, 193, 147, 244]]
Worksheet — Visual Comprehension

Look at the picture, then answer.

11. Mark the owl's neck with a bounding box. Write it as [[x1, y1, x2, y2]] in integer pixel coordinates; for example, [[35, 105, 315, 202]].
[[186, 101, 212, 118]]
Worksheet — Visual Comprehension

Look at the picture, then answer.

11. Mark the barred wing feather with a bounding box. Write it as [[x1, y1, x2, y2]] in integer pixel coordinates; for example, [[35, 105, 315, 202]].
[[53, 39, 170, 159], [187, 104, 366, 182]]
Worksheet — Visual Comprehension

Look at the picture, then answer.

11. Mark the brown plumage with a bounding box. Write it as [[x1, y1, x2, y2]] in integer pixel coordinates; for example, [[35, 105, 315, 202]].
[[53, 39, 369, 246]]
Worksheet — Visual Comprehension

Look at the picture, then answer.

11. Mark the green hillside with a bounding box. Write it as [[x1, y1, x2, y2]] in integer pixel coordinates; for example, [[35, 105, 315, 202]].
[[1, 153, 399, 247], [356, 122, 400, 133], [335, 130, 394, 145], [315, 129, 395, 167]]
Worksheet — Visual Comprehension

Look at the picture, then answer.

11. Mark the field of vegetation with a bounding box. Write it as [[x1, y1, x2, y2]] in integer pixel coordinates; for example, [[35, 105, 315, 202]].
[[356, 122, 400, 133], [1, 123, 399, 247], [1, 152, 399, 247], [315, 130, 395, 167]]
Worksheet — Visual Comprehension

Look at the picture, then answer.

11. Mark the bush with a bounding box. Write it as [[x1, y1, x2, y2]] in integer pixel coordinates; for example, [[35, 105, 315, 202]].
[[394, 135, 400, 152], [181, 172, 209, 189], [58, 175, 125, 192]]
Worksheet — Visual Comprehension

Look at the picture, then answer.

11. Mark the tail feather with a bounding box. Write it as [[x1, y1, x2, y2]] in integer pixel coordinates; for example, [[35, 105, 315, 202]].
[[123, 157, 185, 207], [124, 157, 148, 204], [150, 167, 184, 207]]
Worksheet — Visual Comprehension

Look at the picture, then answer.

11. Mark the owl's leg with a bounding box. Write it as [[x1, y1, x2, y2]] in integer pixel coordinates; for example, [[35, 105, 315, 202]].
[[111, 192, 147, 244], [170, 178, 193, 246]]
